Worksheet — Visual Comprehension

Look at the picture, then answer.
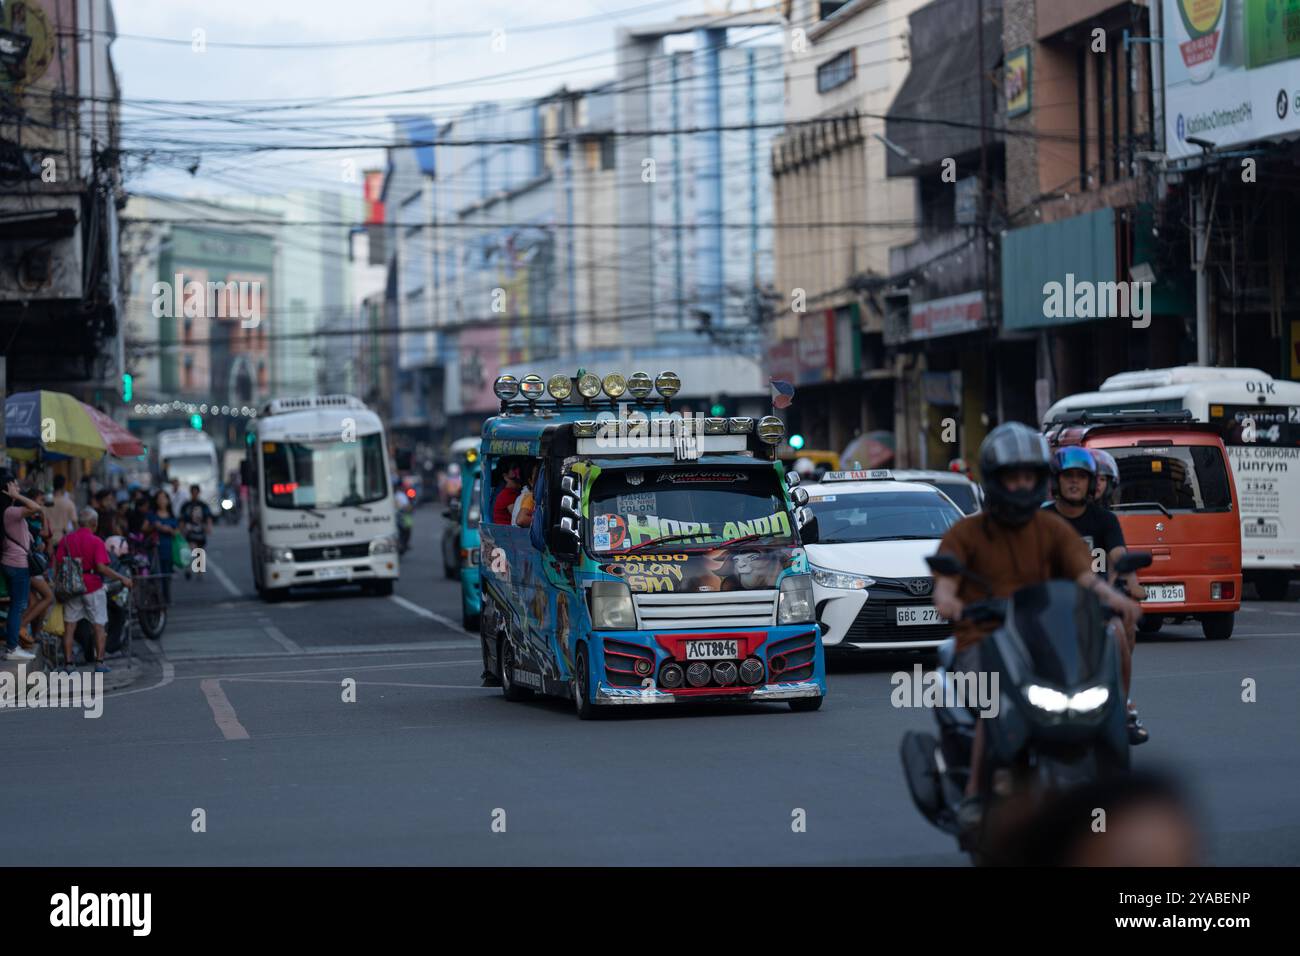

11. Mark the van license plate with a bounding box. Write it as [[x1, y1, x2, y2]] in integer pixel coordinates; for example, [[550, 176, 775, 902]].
[[895, 606, 946, 625], [1245, 522, 1279, 538], [686, 640, 738, 660], [1143, 584, 1185, 603], [317, 567, 351, 581]]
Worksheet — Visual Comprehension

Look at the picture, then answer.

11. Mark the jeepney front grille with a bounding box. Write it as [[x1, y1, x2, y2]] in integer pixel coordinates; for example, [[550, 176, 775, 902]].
[[633, 590, 777, 631]]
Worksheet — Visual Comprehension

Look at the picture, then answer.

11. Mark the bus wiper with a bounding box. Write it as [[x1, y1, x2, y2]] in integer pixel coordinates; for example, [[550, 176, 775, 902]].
[[298, 506, 326, 518], [1113, 501, 1173, 518]]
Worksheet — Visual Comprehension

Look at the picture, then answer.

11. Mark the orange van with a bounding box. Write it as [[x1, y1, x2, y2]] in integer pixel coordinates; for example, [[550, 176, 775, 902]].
[[1046, 411, 1242, 640]]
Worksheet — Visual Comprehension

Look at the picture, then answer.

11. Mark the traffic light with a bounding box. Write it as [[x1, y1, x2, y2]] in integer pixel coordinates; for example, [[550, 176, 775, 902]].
[[710, 403, 726, 417], [121, 373, 133, 403], [789, 433, 806, 450], [190, 413, 203, 430]]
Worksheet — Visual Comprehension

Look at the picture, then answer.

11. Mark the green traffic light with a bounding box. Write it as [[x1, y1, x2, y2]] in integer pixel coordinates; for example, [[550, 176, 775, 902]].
[[121, 373, 133, 402], [789, 434, 806, 450], [190, 414, 203, 429], [710, 403, 725, 417]]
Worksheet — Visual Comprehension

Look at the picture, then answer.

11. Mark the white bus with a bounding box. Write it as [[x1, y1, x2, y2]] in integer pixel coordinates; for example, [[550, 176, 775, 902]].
[[1045, 366, 1300, 601], [245, 395, 400, 600], [158, 428, 220, 512]]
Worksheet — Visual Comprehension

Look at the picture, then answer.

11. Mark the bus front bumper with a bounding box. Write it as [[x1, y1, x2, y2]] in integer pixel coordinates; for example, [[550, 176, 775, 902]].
[[265, 556, 400, 588]]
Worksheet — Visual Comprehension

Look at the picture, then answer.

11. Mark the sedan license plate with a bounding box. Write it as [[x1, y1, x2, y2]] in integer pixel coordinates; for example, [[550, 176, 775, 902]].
[[1245, 522, 1279, 538], [317, 567, 351, 582], [1143, 583, 1185, 603], [895, 606, 946, 626], [686, 639, 738, 660]]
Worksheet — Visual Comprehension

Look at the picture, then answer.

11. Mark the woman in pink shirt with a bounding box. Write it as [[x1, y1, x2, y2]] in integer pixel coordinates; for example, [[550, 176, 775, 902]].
[[1, 476, 44, 660]]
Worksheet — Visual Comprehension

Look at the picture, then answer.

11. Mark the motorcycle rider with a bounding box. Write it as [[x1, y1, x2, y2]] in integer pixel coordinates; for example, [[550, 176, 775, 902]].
[[931, 423, 1142, 830], [1053, 446, 1148, 744], [179, 484, 214, 581]]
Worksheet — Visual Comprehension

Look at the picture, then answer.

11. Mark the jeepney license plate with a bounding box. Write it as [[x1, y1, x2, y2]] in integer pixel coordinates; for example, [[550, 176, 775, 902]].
[[317, 567, 351, 581], [895, 606, 946, 626], [1245, 522, 1279, 538], [686, 639, 738, 660], [1144, 583, 1185, 603]]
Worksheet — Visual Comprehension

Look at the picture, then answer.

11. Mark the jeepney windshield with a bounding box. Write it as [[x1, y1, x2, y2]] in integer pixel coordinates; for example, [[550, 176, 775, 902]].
[[586, 466, 796, 553]]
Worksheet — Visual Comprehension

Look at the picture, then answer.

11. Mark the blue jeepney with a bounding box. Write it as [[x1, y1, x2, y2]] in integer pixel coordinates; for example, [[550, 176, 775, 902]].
[[457, 442, 483, 630], [477, 370, 825, 719]]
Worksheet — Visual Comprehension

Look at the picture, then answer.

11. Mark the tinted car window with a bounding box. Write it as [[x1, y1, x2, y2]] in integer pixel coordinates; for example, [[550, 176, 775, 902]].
[[1110, 445, 1232, 512]]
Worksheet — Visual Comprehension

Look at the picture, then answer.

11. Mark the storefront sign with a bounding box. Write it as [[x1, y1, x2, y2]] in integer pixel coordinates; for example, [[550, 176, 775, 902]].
[[909, 291, 985, 340]]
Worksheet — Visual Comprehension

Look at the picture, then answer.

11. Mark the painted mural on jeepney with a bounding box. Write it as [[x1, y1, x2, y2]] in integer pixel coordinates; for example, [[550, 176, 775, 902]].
[[599, 545, 806, 593]]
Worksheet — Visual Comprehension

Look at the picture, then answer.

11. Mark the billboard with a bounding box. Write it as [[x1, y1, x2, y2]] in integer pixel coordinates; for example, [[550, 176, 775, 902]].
[[1164, 0, 1300, 159]]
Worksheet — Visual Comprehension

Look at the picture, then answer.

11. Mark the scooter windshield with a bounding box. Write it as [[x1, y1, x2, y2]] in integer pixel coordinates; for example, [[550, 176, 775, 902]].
[[1008, 581, 1109, 687]]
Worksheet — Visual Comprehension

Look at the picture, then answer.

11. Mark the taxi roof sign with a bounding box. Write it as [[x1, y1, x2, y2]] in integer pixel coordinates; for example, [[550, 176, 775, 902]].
[[821, 469, 893, 482]]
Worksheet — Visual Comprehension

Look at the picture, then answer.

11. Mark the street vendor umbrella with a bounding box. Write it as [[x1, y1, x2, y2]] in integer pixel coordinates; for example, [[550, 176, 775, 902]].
[[841, 430, 896, 470], [83, 403, 144, 458], [3, 390, 135, 461]]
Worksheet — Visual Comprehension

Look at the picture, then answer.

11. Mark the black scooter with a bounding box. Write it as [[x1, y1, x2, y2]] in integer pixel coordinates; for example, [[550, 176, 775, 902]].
[[899, 551, 1151, 863]]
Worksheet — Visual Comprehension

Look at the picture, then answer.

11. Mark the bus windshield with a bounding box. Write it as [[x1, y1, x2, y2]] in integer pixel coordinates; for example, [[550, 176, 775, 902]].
[[263, 434, 388, 509], [587, 467, 795, 552], [1109, 445, 1233, 513], [164, 454, 216, 485]]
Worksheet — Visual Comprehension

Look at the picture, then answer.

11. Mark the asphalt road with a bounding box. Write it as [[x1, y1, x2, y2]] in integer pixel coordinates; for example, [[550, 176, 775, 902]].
[[2, 510, 1298, 865]]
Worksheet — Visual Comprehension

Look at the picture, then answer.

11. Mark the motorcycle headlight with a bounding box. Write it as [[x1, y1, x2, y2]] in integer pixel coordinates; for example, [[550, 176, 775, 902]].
[[1025, 684, 1070, 714], [370, 534, 399, 555], [1067, 685, 1110, 713], [778, 574, 815, 624], [263, 546, 294, 563], [590, 580, 636, 630], [221, 499, 234, 510], [811, 566, 873, 590]]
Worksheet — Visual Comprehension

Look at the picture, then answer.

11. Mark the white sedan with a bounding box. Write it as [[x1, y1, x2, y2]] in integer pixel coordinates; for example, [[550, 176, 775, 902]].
[[802, 471, 965, 653]]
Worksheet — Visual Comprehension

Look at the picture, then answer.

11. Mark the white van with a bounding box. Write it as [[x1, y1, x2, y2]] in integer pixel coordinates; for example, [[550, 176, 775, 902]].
[[158, 428, 220, 512], [245, 395, 400, 600]]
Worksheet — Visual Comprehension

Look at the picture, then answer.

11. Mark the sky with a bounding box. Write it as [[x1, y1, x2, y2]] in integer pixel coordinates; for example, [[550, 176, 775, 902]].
[[109, 0, 720, 202]]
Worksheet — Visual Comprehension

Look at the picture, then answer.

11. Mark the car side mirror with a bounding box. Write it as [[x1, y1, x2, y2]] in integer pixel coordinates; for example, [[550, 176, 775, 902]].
[[1115, 551, 1153, 575], [926, 554, 963, 577]]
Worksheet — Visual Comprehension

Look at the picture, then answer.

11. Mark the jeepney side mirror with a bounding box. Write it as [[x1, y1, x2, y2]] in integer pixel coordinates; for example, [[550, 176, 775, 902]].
[[796, 507, 818, 545], [548, 517, 581, 561]]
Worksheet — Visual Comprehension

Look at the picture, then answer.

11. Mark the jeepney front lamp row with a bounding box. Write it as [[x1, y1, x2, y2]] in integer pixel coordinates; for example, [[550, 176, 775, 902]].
[[494, 371, 681, 402]]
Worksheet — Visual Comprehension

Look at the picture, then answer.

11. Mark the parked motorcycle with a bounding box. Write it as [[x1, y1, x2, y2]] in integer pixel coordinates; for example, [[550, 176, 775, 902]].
[[899, 550, 1150, 864]]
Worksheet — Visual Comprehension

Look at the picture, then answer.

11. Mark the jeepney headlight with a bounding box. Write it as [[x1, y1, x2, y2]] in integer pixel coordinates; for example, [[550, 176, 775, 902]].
[[547, 374, 572, 400], [778, 574, 815, 624], [811, 567, 873, 590], [494, 375, 520, 400], [602, 373, 627, 398], [573, 420, 598, 438], [590, 580, 636, 630], [369, 534, 398, 555], [520, 374, 546, 400], [577, 372, 603, 399], [654, 371, 681, 399], [757, 416, 786, 445], [263, 546, 294, 563], [627, 371, 654, 399]]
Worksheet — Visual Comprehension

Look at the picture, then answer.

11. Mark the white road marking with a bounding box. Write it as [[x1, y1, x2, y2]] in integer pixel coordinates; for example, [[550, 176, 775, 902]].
[[389, 594, 470, 635], [106, 660, 175, 699], [210, 563, 243, 599], [199, 679, 250, 740], [262, 624, 304, 654]]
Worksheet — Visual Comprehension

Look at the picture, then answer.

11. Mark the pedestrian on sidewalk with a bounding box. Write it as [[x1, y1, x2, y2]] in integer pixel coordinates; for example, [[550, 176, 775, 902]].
[[43, 474, 77, 548], [1, 475, 44, 661], [55, 508, 132, 672], [18, 484, 54, 649], [150, 489, 178, 602]]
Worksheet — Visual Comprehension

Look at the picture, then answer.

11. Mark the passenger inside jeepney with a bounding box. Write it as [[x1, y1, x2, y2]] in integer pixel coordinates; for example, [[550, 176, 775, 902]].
[[512, 462, 541, 528], [490, 458, 524, 525]]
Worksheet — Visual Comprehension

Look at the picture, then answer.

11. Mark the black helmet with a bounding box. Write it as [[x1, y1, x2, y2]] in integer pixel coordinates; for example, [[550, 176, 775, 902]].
[[978, 423, 1051, 527], [1051, 445, 1098, 501], [1091, 448, 1120, 506]]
